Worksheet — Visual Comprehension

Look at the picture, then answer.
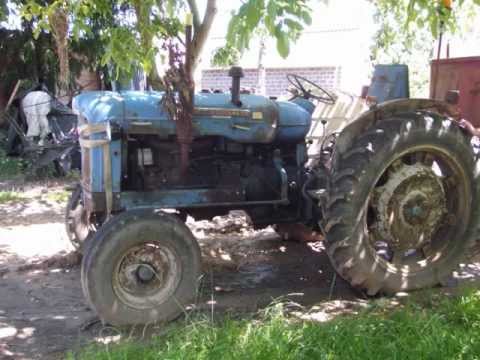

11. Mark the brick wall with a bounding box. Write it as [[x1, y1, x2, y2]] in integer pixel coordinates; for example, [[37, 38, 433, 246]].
[[201, 67, 341, 97]]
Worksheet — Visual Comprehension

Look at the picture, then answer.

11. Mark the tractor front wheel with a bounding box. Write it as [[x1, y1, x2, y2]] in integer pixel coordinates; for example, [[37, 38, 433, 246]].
[[65, 184, 91, 252], [325, 112, 479, 295], [81, 209, 201, 326]]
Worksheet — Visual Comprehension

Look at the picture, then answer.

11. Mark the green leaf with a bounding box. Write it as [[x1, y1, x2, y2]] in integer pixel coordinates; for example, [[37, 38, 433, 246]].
[[301, 10, 312, 25], [211, 45, 240, 67], [285, 19, 303, 32], [226, 15, 240, 44], [166, 0, 175, 17], [0, 0, 8, 21], [416, 17, 424, 28], [246, 1, 262, 29], [430, 16, 439, 38], [275, 29, 289, 58]]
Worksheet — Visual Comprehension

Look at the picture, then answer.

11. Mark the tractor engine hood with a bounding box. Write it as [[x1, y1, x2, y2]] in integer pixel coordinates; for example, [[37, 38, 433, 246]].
[[73, 91, 312, 144]]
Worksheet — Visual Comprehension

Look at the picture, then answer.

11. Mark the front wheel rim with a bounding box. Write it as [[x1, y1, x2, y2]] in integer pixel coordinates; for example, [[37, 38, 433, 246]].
[[112, 242, 182, 310], [66, 191, 89, 248]]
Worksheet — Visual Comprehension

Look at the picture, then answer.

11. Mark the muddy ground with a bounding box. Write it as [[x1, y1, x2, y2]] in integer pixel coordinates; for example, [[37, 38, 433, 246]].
[[1, 179, 480, 359]]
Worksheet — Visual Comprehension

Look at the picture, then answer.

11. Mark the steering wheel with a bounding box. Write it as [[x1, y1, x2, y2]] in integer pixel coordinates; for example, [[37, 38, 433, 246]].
[[287, 74, 336, 105]]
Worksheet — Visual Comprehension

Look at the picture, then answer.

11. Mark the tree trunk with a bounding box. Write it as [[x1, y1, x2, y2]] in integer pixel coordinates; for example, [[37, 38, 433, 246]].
[[49, 6, 70, 104], [257, 35, 267, 95], [148, 63, 165, 90], [160, 0, 218, 177], [132, 0, 165, 90], [189, 0, 217, 72]]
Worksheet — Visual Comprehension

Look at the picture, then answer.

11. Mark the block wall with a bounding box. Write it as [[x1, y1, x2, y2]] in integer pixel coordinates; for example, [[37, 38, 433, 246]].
[[201, 67, 341, 97]]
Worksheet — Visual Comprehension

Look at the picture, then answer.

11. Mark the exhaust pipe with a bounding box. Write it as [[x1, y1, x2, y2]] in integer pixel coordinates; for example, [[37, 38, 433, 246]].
[[229, 66, 244, 107]]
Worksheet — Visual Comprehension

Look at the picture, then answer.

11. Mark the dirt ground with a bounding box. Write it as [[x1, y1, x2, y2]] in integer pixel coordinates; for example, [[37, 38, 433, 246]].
[[1, 179, 480, 359]]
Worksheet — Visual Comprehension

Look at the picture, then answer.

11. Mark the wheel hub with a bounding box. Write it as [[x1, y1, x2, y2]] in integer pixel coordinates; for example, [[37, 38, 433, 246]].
[[136, 264, 156, 283], [372, 163, 447, 251], [114, 243, 180, 310]]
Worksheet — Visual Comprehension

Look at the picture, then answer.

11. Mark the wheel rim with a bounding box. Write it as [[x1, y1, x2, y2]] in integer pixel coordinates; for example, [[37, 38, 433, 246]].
[[367, 146, 471, 274], [112, 242, 182, 310], [66, 190, 90, 249]]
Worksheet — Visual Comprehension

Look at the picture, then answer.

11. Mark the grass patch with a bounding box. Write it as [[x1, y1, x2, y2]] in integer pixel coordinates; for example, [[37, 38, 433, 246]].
[[45, 189, 70, 203], [0, 191, 23, 204], [0, 148, 24, 180], [64, 169, 81, 182], [70, 288, 480, 360]]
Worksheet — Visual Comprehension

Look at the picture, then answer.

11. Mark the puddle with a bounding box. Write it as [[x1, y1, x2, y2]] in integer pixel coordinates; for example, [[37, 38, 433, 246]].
[[211, 263, 278, 290]]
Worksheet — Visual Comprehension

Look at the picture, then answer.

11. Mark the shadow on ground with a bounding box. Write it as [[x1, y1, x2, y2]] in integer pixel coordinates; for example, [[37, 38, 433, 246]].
[[1, 189, 479, 359]]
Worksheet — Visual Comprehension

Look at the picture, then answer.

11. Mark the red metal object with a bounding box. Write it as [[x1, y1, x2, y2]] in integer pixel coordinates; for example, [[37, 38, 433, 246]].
[[275, 223, 325, 243], [430, 56, 480, 127]]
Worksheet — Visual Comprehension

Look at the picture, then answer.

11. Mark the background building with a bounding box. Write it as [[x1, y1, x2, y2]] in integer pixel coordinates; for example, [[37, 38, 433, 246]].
[[201, 66, 340, 97], [197, 0, 376, 97]]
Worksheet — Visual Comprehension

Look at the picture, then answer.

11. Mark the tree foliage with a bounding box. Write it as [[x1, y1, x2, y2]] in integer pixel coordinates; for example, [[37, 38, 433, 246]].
[[0, 0, 8, 21], [22, 0, 210, 84], [213, 0, 318, 67], [0, 1, 59, 106], [371, 0, 480, 96], [10, 0, 480, 93], [20, 0, 322, 81], [372, 0, 479, 48]]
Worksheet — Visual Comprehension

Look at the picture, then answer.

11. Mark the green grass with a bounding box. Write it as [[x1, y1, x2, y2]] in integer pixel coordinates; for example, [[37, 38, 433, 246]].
[[45, 189, 70, 203], [0, 148, 24, 180], [69, 288, 480, 360], [0, 191, 23, 204]]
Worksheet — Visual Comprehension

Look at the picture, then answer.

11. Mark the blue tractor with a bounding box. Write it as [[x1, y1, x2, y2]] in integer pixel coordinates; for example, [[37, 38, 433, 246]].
[[68, 68, 480, 326]]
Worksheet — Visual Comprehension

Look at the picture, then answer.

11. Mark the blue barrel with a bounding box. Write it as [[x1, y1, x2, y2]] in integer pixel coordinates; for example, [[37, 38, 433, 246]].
[[367, 64, 410, 103]]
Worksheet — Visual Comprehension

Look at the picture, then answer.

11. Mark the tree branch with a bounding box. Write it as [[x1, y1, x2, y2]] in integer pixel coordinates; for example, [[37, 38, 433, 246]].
[[186, 0, 201, 31], [190, 0, 217, 71]]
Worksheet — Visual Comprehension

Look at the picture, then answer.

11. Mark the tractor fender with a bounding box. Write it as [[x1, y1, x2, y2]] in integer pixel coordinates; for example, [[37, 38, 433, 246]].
[[335, 98, 460, 156]]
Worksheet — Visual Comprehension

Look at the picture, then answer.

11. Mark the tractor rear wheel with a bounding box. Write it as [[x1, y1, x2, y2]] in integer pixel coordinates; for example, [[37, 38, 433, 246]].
[[325, 112, 479, 295], [81, 209, 201, 326]]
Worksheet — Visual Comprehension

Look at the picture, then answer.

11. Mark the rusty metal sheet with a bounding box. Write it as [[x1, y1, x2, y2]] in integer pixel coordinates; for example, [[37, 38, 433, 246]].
[[431, 56, 480, 127]]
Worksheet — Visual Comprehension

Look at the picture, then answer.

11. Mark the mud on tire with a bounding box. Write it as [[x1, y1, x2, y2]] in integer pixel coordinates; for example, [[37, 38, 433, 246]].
[[325, 112, 480, 295]]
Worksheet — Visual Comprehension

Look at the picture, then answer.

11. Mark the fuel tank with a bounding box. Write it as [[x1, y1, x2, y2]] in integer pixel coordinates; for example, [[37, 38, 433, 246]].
[[275, 99, 313, 142], [73, 91, 312, 144]]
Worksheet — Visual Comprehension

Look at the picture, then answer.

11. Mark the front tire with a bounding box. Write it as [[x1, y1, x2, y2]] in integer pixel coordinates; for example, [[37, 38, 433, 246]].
[[81, 209, 201, 326], [65, 184, 90, 252], [325, 112, 479, 295]]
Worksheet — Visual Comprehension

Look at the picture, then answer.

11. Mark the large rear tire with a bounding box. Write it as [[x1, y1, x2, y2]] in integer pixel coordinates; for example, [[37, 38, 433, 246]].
[[325, 112, 479, 295], [81, 209, 201, 326]]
